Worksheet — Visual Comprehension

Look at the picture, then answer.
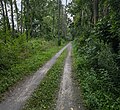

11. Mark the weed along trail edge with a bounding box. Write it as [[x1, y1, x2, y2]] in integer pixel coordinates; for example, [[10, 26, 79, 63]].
[[55, 43, 85, 110], [0, 43, 70, 110]]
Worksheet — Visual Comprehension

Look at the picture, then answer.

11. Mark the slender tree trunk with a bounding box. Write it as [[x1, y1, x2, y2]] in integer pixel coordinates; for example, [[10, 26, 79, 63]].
[[14, 0, 19, 32], [0, 1, 6, 32], [52, 2, 55, 38], [30, 11, 34, 37], [10, 0, 15, 37], [30, 0, 35, 37], [61, 6, 64, 37], [21, 0, 23, 33], [0, 1, 6, 43], [81, 9, 84, 26], [4, 0, 10, 30], [93, 0, 99, 24], [25, 0, 30, 41], [58, 0, 61, 46], [65, 0, 67, 38]]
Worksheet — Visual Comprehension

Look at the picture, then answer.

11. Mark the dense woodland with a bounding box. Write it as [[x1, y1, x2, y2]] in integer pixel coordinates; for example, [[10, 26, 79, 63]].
[[0, 0, 69, 73], [69, 0, 120, 109], [0, 0, 69, 41], [0, 0, 120, 110]]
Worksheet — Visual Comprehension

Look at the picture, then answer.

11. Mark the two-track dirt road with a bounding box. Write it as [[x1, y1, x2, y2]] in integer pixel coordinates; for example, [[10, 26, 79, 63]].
[[0, 43, 85, 110]]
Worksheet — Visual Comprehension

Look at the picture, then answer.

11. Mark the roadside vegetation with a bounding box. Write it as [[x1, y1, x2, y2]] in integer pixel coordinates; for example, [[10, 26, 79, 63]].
[[70, 0, 120, 110], [73, 44, 120, 110], [0, 37, 66, 101], [0, 0, 69, 101], [0, 0, 120, 110], [23, 48, 67, 110]]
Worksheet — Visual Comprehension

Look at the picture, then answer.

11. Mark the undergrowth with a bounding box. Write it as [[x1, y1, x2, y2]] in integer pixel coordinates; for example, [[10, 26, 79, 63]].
[[73, 39, 120, 110], [23, 48, 67, 110], [0, 36, 66, 101]]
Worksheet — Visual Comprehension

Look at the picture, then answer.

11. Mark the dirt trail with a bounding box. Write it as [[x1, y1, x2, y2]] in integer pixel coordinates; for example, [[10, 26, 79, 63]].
[[55, 43, 85, 110], [0, 43, 70, 110]]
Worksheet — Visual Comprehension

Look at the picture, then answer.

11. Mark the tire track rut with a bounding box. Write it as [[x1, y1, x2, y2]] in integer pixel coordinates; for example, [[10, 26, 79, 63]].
[[0, 43, 70, 110], [55, 43, 85, 110]]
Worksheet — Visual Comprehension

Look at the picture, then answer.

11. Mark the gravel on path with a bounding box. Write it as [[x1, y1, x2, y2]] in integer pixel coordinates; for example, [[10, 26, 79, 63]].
[[0, 43, 70, 110], [55, 43, 85, 110]]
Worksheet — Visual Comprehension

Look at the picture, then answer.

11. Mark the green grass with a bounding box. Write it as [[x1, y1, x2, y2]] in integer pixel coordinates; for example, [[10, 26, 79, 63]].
[[23, 49, 67, 110], [0, 38, 66, 101]]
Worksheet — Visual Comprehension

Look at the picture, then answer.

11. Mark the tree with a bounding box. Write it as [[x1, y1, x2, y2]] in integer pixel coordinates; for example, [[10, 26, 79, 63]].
[[4, 0, 10, 30], [0, 1, 6, 33], [0, 0, 6, 42], [0, 0, 66, 42], [20, 0, 23, 33], [93, 0, 99, 24], [68, 0, 120, 109], [14, 0, 19, 32], [58, 0, 61, 46], [25, 0, 30, 40], [10, 0, 15, 36]]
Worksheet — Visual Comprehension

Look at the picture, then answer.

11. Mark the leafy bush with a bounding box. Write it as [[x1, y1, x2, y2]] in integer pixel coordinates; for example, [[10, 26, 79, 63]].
[[73, 28, 120, 109], [94, 17, 120, 53]]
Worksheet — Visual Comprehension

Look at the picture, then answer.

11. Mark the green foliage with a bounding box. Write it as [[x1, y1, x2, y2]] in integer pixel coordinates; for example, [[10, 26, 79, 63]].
[[73, 40, 120, 109], [70, 0, 120, 109], [0, 36, 65, 101], [23, 48, 67, 110], [94, 17, 120, 53]]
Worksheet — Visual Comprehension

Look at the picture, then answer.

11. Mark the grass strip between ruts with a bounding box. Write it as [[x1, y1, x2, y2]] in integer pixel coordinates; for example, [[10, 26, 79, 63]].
[[23, 49, 67, 110]]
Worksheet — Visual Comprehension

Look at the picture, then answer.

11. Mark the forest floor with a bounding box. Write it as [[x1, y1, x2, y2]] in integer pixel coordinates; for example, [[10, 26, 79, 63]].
[[0, 43, 85, 110]]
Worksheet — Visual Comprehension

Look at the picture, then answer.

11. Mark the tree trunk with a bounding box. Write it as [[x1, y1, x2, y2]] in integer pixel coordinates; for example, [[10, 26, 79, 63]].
[[0, 1, 6, 32], [65, 0, 67, 37], [62, 6, 66, 38], [0, 1, 6, 43], [30, 1, 35, 37], [52, 2, 55, 38], [4, 0, 10, 30], [93, 0, 99, 24], [10, 0, 15, 37], [58, 0, 61, 46], [81, 9, 84, 26], [25, 0, 30, 41], [66, 0, 67, 6], [23, 0, 26, 33], [21, 0, 23, 34], [30, 11, 34, 37], [14, 0, 19, 32]]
